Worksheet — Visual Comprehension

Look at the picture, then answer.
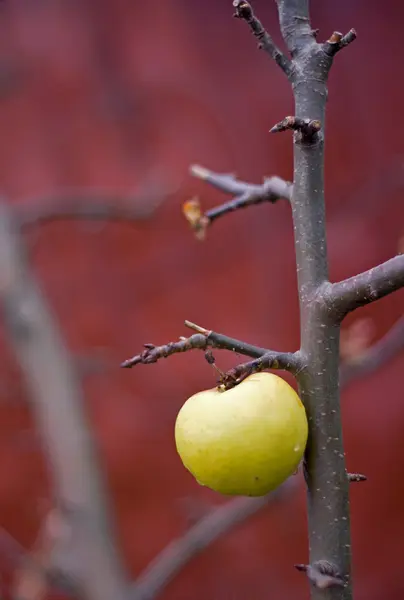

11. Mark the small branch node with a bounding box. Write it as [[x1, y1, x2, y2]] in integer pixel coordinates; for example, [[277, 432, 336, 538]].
[[270, 116, 321, 143], [295, 561, 346, 589], [348, 472, 367, 483], [323, 28, 357, 56]]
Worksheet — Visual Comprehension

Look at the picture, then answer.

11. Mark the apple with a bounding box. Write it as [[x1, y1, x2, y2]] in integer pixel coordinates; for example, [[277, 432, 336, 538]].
[[175, 372, 308, 496]]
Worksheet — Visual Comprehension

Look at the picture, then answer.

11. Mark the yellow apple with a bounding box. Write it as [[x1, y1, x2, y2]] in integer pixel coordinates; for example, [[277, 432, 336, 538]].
[[175, 372, 308, 496]]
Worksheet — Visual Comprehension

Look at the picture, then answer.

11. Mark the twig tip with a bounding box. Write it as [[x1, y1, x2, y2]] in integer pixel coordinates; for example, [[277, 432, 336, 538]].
[[184, 320, 210, 335], [190, 164, 210, 180]]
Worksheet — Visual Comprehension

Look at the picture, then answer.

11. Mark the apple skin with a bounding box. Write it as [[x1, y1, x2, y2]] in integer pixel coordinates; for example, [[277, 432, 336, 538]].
[[175, 372, 308, 496]]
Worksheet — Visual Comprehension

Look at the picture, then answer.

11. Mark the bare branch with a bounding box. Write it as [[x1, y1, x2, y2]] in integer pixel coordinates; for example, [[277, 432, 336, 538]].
[[340, 315, 404, 387], [120, 320, 298, 373], [294, 561, 345, 590], [325, 254, 404, 319], [133, 480, 293, 600], [15, 182, 173, 229], [323, 29, 357, 56], [0, 204, 129, 600], [232, 0, 292, 77], [184, 165, 292, 238]]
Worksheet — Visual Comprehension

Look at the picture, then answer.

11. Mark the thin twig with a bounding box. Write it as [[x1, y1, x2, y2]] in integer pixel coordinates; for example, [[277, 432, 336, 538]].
[[121, 321, 299, 374], [133, 480, 293, 600], [15, 183, 174, 229], [184, 164, 292, 237], [190, 164, 292, 202], [325, 255, 404, 319], [232, 0, 292, 77], [220, 350, 303, 389]]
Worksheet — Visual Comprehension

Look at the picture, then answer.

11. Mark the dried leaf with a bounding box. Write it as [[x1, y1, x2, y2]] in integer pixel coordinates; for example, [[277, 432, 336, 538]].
[[182, 197, 209, 240]]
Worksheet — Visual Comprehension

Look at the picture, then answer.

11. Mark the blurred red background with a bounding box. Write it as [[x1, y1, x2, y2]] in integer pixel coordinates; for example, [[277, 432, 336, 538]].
[[0, 0, 403, 598]]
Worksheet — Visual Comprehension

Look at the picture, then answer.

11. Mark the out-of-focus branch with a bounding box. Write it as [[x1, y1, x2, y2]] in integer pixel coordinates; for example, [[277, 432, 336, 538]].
[[133, 480, 293, 600], [0, 204, 129, 600], [326, 255, 404, 319], [184, 165, 292, 239], [16, 175, 175, 228], [340, 315, 404, 387], [7, 510, 80, 600]]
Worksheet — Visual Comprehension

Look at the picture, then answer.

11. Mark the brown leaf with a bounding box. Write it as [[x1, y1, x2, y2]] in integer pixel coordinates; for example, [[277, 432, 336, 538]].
[[182, 197, 209, 240]]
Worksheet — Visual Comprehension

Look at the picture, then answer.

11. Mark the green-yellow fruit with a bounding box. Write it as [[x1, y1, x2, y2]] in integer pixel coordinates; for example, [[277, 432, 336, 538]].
[[175, 372, 308, 496]]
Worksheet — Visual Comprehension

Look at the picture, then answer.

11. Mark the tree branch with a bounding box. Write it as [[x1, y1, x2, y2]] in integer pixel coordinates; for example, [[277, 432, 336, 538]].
[[326, 255, 404, 319], [15, 181, 173, 229], [268, 4, 355, 599], [183, 164, 292, 238], [121, 320, 301, 379], [133, 480, 293, 600], [0, 204, 129, 600], [232, 0, 292, 77], [219, 350, 303, 388]]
